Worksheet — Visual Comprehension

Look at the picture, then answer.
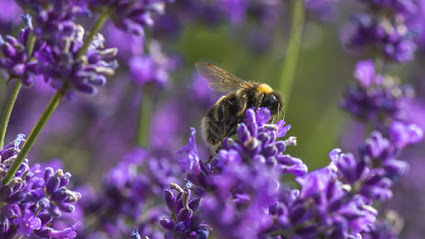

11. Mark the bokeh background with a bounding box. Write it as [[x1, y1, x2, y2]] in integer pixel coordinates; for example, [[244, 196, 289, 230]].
[[1, 0, 425, 238]]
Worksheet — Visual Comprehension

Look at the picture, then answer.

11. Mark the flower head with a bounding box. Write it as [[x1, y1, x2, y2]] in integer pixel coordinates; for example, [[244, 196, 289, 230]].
[[160, 183, 209, 239], [341, 0, 419, 62], [341, 60, 412, 123], [0, 136, 81, 238], [12, 208, 42, 237], [88, 0, 172, 36], [0, 14, 43, 86], [35, 25, 118, 96]]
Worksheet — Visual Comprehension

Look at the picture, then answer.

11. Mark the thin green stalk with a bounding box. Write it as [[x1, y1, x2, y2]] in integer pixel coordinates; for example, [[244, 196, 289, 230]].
[[26, 34, 36, 57], [277, 0, 304, 112], [137, 90, 153, 147], [2, 87, 66, 184], [0, 81, 22, 149], [76, 11, 109, 58]]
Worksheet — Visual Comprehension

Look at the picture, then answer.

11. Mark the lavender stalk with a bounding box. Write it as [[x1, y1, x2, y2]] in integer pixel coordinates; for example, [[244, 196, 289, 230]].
[[278, 0, 304, 112], [0, 80, 21, 149], [137, 90, 154, 147], [2, 86, 66, 184]]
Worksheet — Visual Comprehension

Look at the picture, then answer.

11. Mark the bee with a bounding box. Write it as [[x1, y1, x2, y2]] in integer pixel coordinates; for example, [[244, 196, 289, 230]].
[[195, 62, 284, 150]]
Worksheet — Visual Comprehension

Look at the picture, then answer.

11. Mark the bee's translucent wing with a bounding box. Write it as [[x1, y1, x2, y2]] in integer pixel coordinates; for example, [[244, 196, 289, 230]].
[[195, 62, 252, 92]]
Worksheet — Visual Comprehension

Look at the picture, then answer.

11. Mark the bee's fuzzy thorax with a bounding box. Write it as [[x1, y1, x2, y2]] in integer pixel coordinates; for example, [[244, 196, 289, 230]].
[[257, 83, 273, 94]]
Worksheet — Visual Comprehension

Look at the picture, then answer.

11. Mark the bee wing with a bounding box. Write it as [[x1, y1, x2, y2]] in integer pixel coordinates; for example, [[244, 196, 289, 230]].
[[195, 62, 252, 92]]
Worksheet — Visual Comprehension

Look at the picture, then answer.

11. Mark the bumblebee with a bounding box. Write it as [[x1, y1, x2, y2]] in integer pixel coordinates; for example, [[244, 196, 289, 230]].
[[195, 62, 284, 150]]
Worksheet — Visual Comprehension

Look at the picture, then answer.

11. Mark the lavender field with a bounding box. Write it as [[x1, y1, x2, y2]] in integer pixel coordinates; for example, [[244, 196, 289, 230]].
[[0, 0, 425, 238]]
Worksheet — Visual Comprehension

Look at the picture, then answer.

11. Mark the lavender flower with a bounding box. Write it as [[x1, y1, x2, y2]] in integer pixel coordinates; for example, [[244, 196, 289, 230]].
[[200, 161, 280, 239], [174, 104, 424, 238], [177, 108, 306, 238], [129, 41, 177, 89], [15, 0, 84, 44], [341, 59, 413, 123], [77, 148, 182, 238], [263, 121, 422, 238], [330, 121, 422, 202], [0, 135, 81, 238], [288, 167, 376, 238], [8, 1, 119, 96], [218, 108, 305, 176], [35, 25, 118, 96], [181, 108, 305, 197], [12, 207, 41, 237], [160, 183, 209, 239], [88, 0, 173, 36], [342, 0, 419, 62], [0, 14, 42, 86]]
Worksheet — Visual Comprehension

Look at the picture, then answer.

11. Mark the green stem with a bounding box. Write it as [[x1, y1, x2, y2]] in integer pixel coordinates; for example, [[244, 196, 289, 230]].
[[26, 34, 36, 56], [0, 81, 22, 149], [277, 0, 304, 112], [76, 11, 109, 58], [2, 87, 66, 184], [137, 90, 154, 147]]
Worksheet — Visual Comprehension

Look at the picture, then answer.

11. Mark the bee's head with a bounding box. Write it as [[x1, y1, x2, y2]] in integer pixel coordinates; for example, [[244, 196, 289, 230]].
[[261, 91, 283, 116]]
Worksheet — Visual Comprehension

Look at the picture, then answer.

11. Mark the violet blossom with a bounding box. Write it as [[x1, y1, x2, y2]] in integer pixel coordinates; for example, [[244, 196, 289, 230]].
[[88, 0, 173, 36], [0, 14, 43, 86], [342, 0, 419, 62], [0, 135, 81, 238]]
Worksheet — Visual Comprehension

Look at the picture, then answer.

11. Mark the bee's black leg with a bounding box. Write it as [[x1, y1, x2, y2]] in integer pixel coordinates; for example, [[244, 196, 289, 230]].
[[255, 93, 265, 112], [237, 94, 248, 117]]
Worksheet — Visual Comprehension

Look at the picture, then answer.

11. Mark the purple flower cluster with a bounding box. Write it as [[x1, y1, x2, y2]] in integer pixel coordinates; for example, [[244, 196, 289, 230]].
[[15, 0, 83, 44], [0, 15, 41, 86], [258, 123, 421, 238], [76, 148, 182, 238], [263, 121, 421, 238], [167, 107, 423, 238], [0, 1, 120, 97], [88, 0, 173, 36], [341, 59, 412, 124], [342, 0, 419, 62], [173, 108, 306, 238], [0, 135, 81, 238], [339, 1, 425, 238], [2, 0, 425, 238], [160, 183, 208, 239], [330, 122, 422, 201], [129, 40, 178, 89], [35, 25, 118, 96]]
